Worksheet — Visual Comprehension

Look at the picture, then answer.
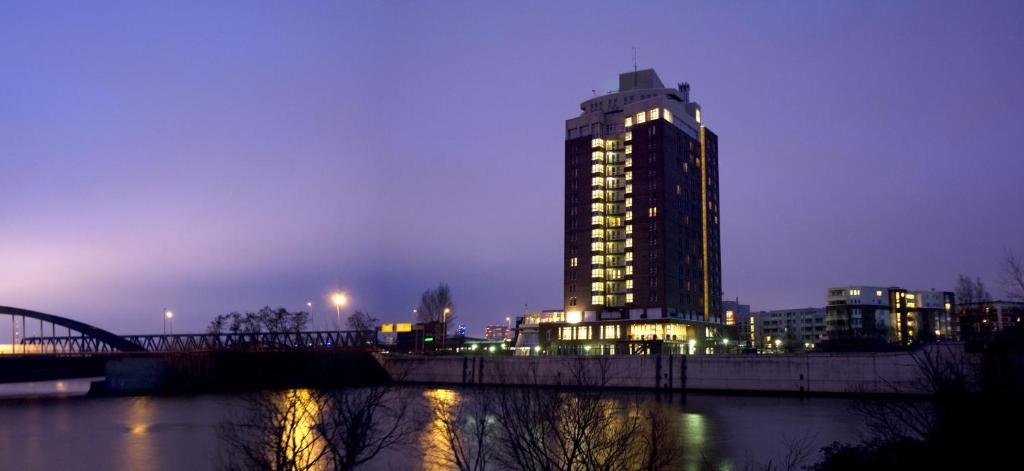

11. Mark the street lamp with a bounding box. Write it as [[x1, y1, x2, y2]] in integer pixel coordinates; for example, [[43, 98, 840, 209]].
[[506, 316, 512, 342], [774, 338, 782, 352], [164, 309, 174, 335], [331, 292, 348, 329], [443, 307, 451, 348], [306, 302, 313, 330]]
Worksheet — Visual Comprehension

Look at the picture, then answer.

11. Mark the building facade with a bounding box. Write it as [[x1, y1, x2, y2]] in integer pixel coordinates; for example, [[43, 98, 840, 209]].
[[956, 301, 1024, 341], [825, 286, 954, 347], [483, 325, 511, 341], [558, 69, 722, 354], [759, 308, 826, 351]]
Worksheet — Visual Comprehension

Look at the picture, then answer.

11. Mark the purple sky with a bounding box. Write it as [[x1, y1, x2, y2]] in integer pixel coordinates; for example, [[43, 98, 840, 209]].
[[2, 1, 1022, 336]]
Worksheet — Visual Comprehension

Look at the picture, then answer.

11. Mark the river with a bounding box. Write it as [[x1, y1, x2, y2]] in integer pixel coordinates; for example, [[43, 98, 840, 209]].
[[0, 380, 867, 470]]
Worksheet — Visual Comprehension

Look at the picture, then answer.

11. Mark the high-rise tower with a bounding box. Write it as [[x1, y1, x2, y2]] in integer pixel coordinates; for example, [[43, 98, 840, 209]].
[[559, 69, 722, 353]]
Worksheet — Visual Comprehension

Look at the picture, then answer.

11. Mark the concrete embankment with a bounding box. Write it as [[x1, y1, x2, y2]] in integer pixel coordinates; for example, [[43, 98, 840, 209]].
[[379, 344, 977, 396], [91, 350, 390, 395]]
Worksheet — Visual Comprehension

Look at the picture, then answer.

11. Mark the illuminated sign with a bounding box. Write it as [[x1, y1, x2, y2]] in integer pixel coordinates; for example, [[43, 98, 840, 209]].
[[380, 323, 394, 333], [396, 323, 412, 332], [424, 337, 434, 342]]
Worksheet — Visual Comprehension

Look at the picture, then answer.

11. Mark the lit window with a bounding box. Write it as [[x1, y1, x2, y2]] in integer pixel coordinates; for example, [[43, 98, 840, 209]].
[[625, 184, 632, 193], [625, 117, 633, 127], [695, 109, 701, 123], [591, 202, 603, 212], [591, 216, 604, 226], [876, 290, 883, 297], [648, 207, 658, 217], [626, 293, 634, 303], [649, 108, 660, 120], [591, 228, 603, 238], [625, 211, 632, 221], [592, 255, 605, 265], [625, 132, 632, 141], [625, 145, 632, 154], [626, 266, 633, 275], [625, 197, 633, 208], [626, 279, 633, 289], [907, 294, 915, 300], [566, 311, 583, 324], [663, 109, 672, 122], [591, 241, 604, 251], [591, 190, 604, 200], [592, 177, 604, 187], [636, 112, 646, 124], [625, 224, 632, 234], [570, 257, 578, 267], [625, 252, 633, 262], [591, 138, 604, 148], [625, 172, 632, 181], [592, 295, 605, 305], [591, 164, 604, 174], [625, 239, 633, 248], [591, 282, 605, 292]]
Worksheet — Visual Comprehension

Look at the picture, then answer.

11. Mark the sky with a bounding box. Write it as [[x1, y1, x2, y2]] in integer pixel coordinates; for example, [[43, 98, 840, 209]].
[[1, 0, 1022, 336]]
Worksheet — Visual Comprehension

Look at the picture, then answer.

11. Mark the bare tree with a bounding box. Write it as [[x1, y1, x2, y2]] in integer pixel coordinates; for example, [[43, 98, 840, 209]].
[[208, 308, 310, 335], [314, 387, 412, 471], [218, 388, 412, 471], [218, 390, 326, 471], [426, 389, 495, 471], [954, 274, 992, 305], [1001, 249, 1024, 301], [417, 283, 455, 329], [346, 310, 378, 333]]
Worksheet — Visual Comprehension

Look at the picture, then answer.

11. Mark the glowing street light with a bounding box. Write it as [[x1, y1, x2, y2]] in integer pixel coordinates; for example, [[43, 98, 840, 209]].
[[443, 307, 451, 347], [163, 309, 174, 335], [332, 292, 348, 329], [774, 338, 782, 351], [306, 302, 313, 329]]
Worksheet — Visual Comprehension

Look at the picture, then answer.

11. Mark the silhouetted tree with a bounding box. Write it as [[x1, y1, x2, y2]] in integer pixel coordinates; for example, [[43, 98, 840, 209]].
[[417, 283, 455, 331], [954, 274, 991, 305], [1002, 249, 1024, 301], [346, 310, 378, 333], [208, 307, 310, 334]]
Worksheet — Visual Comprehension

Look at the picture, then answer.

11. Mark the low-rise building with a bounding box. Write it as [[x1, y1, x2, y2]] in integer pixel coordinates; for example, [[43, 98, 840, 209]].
[[956, 301, 1024, 341], [759, 308, 826, 351], [513, 309, 704, 355], [825, 286, 954, 347], [483, 325, 511, 341]]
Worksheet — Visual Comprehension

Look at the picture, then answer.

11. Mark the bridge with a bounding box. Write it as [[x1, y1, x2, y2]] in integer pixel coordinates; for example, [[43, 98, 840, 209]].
[[0, 306, 376, 354]]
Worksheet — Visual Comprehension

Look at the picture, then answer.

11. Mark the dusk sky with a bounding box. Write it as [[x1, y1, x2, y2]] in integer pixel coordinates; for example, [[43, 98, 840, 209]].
[[2, 0, 1022, 335]]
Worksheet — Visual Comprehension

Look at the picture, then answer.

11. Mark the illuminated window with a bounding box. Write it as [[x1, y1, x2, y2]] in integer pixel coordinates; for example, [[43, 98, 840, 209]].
[[625, 145, 632, 154], [591, 202, 604, 213], [570, 257, 578, 267], [592, 151, 604, 161], [626, 279, 633, 289], [849, 289, 861, 296], [625, 211, 632, 221], [591, 164, 604, 174], [625, 239, 632, 248], [566, 311, 583, 324], [591, 138, 604, 148], [626, 293, 634, 303], [592, 295, 605, 305], [636, 112, 646, 124], [906, 294, 915, 300], [591, 282, 605, 292], [601, 325, 619, 339], [591, 241, 604, 251], [649, 108, 660, 120], [591, 189, 604, 199], [591, 228, 603, 238], [648, 207, 658, 217], [695, 109, 701, 123], [577, 326, 592, 339], [592, 177, 604, 187], [663, 109, 672, 122], [591, 215, 604, 226], [625, 252, 633, 262], [592, 255, 605, 265], [591, 268, 605, 278], [625, 117, 633, 127], [876, 290, 883, 297], [625, 172, 632, 181], [625, 224, 632, 234], [625, 197, 633, 208], [625, 132, 632, 141]]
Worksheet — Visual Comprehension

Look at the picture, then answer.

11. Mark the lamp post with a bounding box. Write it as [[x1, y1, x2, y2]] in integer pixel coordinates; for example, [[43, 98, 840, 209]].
[[331, 292, 347, 330], [164, 309, 174, 335], [443, 307, 451, 349], [506, 316, 512, 342], [306, 302, 313, 330]]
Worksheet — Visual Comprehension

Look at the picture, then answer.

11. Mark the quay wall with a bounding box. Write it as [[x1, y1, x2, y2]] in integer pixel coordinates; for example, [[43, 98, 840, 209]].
[[380, 344, 976, 396]]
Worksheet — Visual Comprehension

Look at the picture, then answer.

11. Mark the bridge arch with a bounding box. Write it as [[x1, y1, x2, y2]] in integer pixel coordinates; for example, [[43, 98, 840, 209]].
[[0, 306, 146, 353]]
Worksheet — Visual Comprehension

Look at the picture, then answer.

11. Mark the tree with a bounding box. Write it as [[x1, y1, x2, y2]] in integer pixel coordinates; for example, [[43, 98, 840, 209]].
[[1001, 249, 1024, 301], [346, 310, 378, 332], [954, 274, 991, 305], [417, 283, 455, 330], [207, 307, 310, 334]]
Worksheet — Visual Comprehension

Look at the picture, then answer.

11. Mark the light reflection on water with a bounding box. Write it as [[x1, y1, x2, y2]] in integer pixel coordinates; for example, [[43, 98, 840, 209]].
[[0, 386, 865, 470]]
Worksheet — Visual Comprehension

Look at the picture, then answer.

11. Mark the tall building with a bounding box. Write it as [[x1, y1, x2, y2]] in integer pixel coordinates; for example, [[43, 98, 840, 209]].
[[557, 69, 722, 354], [825, 286, 954, 347]]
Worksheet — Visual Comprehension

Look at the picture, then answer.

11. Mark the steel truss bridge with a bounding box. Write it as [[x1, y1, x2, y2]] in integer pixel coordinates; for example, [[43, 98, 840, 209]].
[[1, 306, 376, 354]]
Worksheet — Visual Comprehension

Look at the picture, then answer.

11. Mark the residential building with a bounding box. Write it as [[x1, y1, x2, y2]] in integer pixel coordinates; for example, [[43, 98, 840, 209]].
[[758, 308, 826, 351], [825, 286, 954, 347], [558, 68, 722, 355], [483, 324, 511, 341], [722, 298, 753, 349], [956, 301, 1024, 341]]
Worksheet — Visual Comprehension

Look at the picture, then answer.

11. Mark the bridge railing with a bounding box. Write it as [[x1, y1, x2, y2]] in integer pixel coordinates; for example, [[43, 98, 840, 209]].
[[22, 330, 377, 353]]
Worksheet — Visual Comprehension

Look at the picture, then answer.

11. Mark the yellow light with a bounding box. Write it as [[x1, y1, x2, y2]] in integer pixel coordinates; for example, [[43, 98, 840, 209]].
[[164, 310, 173, 319], [566, 310, 583, 324], [396, 323, 412, 333], [380, 323, 394, 333], [695, 108, 701, 123], [331, 292, 348, 307], [444, 307, 451, 314]]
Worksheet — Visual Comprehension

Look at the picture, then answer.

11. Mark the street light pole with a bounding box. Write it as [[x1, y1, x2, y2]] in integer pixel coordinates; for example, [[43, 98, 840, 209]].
[[164, 309, 174, 335], [443, 307, 451, 350], [306, 302, 313, 330], [331, 292, 347, 330]]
